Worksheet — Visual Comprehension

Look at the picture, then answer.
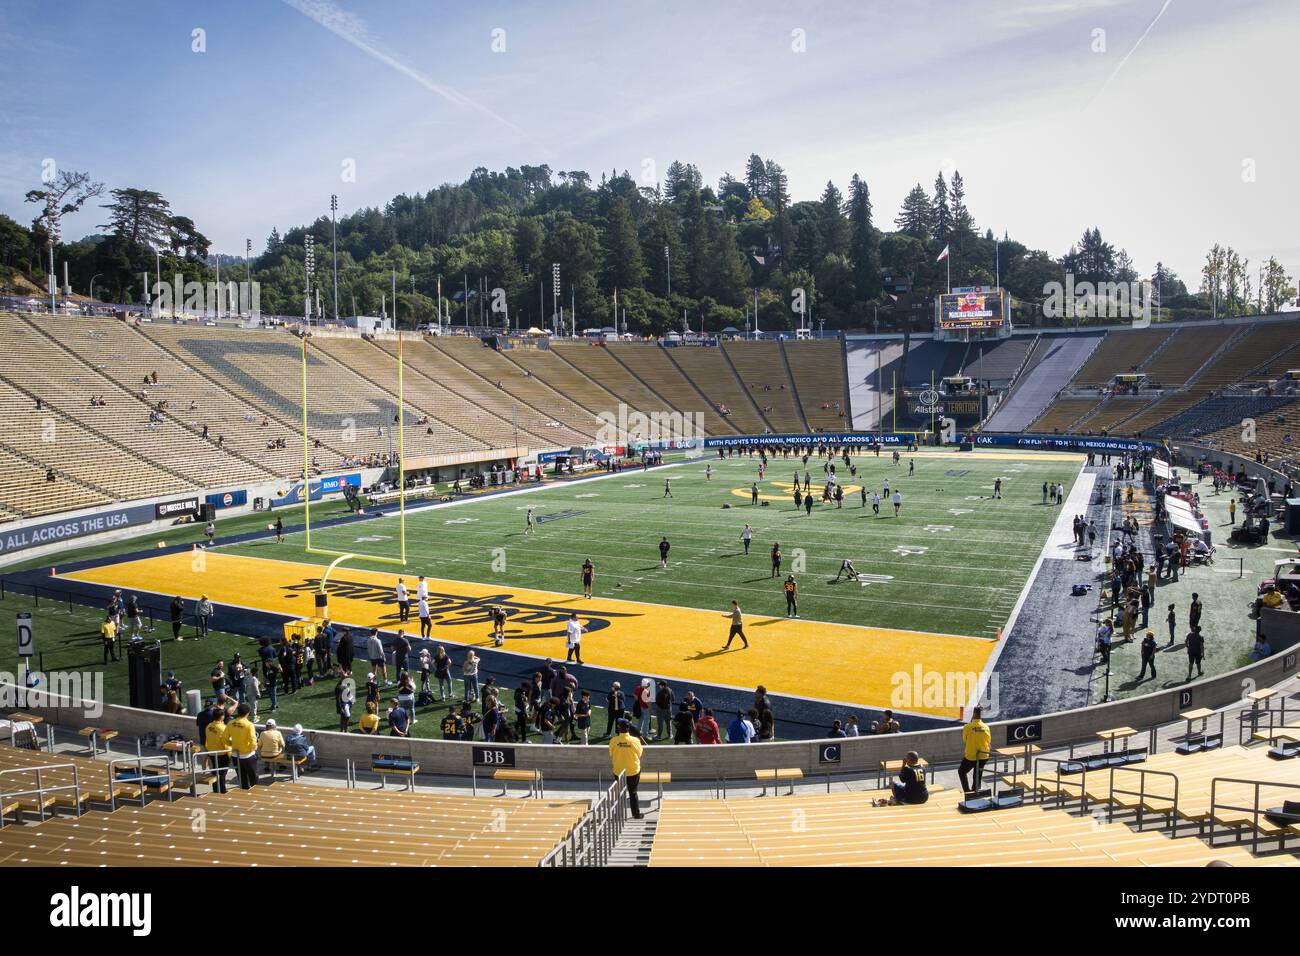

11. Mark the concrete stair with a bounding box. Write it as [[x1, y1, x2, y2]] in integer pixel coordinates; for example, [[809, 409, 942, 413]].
[[607, 813, 657, 867]]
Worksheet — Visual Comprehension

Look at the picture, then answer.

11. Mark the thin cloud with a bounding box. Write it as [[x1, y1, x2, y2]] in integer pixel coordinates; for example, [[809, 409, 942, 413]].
[[280, 0, 549, 154], [1085, 0, 1174, 110]]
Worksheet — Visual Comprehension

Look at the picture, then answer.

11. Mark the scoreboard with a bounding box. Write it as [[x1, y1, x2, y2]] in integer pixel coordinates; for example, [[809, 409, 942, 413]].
[[938, 288, 1006, 331]]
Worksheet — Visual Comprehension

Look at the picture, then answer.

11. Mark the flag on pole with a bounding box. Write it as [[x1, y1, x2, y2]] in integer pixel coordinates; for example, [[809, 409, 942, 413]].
[[936, 245, 950, 262]]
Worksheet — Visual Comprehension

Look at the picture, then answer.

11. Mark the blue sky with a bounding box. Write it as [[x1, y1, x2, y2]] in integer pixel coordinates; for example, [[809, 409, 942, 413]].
[[1, 0, 1295, 285]]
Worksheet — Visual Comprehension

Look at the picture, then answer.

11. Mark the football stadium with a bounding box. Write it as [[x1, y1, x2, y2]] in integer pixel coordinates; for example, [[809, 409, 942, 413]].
[[1, 0, 1298, 922]]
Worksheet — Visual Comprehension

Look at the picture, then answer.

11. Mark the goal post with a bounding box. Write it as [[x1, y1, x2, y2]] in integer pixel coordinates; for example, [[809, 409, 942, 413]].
[[299, 330, 408, 583]]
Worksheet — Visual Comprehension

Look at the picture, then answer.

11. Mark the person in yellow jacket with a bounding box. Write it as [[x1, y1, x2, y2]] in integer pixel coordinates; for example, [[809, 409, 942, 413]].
[[959, 706, 991, 794], [223, 703, 260, 789], [100, 616, 119, 663], [203, 712, 231, 794], [608, 718, 644, 819]]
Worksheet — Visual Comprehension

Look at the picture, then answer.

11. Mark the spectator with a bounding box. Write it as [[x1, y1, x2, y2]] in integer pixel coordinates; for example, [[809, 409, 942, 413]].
[[575, 689, 592, 745], [196, 595, 213, 638], [433, 646, 453, 700], [958, 707, 991, 794], [100, 615, 119, 663], [462, 650, 480, 704], [1137, 631, 1158, 681], [653, 680, 674, 740], [335, 628, 354, 676], [844, 716, 860, 737], [284, 724, 319, 770], [694, 708, 721, 744], [242, 665, 262, 721], [879, 751, 929, 806], [387, 699, 409, 737], [608, 719, 644, 820], [872, 710, 901, 734], [359, 699, 380, 734], [170, 596, 185, 641], [605, 682, 625, 737], [828, 719, 846, 738], [258, 719, 285, 767], [1250, 635, 1273, 662], [1186, 628, 1205, 679], [726, 710, 753, 744]]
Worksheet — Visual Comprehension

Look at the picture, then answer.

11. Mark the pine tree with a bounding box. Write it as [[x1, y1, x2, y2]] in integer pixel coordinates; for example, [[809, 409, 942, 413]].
[[745, 154, 768, 199], [950, 171, 975, 245], [932, 172, 952, 241], [817, 181, 849, 261], [846, 174, 880, 299], [601, 197, 645, 291], [894, 184, 933, 239]]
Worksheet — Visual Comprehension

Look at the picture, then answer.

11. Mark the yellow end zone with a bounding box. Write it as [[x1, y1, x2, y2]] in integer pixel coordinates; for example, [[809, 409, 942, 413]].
[[64, 550, 994, 718]]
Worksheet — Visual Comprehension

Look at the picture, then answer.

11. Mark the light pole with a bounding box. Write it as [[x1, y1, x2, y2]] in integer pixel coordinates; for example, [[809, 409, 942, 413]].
[[664, 245, 670, 297], [155, 249, 163, 317], [304, 235, 315, 325], [330, 195, 340, 321], [551, 263, 560, 335], [89, 273, 102, 302]]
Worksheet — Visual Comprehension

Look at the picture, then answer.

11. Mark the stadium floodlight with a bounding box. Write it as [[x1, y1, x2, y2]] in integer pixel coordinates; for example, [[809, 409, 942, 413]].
[[664, 244, 671, 297], [330, 195, 339, 321], [551, 262, 560, 335], [245, 239, 253, 317]]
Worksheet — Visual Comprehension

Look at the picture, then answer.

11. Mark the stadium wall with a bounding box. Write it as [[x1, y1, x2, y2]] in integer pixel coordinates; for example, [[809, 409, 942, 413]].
[[7, 646, 1295, 782]]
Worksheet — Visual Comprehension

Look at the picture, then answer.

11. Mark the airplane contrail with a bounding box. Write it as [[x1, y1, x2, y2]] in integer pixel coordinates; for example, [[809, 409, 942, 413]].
[[1085, 0, 1174, 111], [281, 0, 548, 152]]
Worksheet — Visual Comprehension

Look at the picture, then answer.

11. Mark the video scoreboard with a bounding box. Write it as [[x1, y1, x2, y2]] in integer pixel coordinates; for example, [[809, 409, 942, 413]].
[[937, 287, 1006, 331]]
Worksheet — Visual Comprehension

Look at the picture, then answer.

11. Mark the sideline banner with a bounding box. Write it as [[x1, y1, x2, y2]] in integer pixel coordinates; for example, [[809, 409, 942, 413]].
[[703, 433, 919, 448], [961, 433, 1163, 454], [0, 503, 157, 557]]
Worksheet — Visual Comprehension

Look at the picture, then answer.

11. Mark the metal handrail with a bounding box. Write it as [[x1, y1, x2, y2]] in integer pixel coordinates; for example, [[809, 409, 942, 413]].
[[539, 772, 627, 867], [106, 755, 173, 808], [1107, 764, 1180, 831], [0, 763, 81, 827], [1208, 776, 1300, 855], [1032, 755, 1094, 811]]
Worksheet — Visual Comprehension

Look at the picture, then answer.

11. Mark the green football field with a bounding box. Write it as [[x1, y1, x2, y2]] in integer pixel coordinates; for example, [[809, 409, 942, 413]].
[[224, 450, 1082, 640]]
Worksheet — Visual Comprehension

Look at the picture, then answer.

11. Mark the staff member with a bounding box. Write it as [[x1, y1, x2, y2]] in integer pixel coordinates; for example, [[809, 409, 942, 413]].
[[958, 706, 991, 794], [608, 718, 644, 820], [223, 703, 259, 790]]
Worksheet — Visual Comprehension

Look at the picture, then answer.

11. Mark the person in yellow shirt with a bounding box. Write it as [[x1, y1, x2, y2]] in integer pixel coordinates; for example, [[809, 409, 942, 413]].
[[258, 718, 285, 767], [203, 712, 230, 794], [223, 703, 259, 789], [608, 718, 644, 819], [100, 616, 119, 663], [959, 706, 991, 794], [359, 700, 380, 734]]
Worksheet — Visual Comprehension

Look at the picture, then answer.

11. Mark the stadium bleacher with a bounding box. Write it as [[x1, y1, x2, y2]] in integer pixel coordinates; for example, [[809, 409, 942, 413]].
[[983, 333, 1103, 432], [722, 340, 806, 432], [783, 339, 849, 431], [663, 345, 771, 433]]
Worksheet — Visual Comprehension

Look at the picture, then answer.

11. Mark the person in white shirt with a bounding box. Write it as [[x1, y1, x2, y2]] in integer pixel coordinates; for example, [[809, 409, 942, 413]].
[[565, 612, 585, 665], [740, 524, 753, 555], [418, 595, 431, 639], [395, 578, 409, 623], [416, 576, 428, 602], [891, 489, 902, 516]]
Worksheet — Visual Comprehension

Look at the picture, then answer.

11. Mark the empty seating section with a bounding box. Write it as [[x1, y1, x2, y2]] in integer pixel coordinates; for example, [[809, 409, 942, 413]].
[[374, 339, 589, 449], [308, 337, 516, 452], [901, 339, 963, 388], [1156, 395, 1294, 439], [846, 339, 905, 430], [0, 443, 109, 518], [610, 344, 739, 435], [35, 315, 308, 477], [550, 342, 688, 422], [982, 334, 1103, 432], [1077, 399, 1150, 433], [667, 346, 770, 433], [146, 325, 471, 463], [649, 788, 1280, 867], [1, 316, 266, 490], [431, 338, 600, 441], [1203, 398, 1300, 463], [723, 341, 804, 431], [0, 767, 588, 867], [961, 336, 1034, 384], [1193, 322, 1300, 392], [0, 377, 191, 504], [1028, 744, 1300, 842], [1030, 399, 1101, 433], [1072, 328, 1170, 386], [783, 340, 848, 431], [501, 346, 625, 415], [1140, 325, 1237, 387]]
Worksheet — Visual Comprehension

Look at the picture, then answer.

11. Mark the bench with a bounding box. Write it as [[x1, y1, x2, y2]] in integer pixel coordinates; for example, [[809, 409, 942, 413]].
[[995, 744, 1040, 783], [79, 726, 118, 758], [1059, 747, 1148, 775], [264, 753, 309, 782], [640, 770, 671, 805], [754, 768, 802, 796], [371, 755, 419, 791], [492, 768, 543, 798], [877, 757, 929, 789], [958, 787, 1026, 814]]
